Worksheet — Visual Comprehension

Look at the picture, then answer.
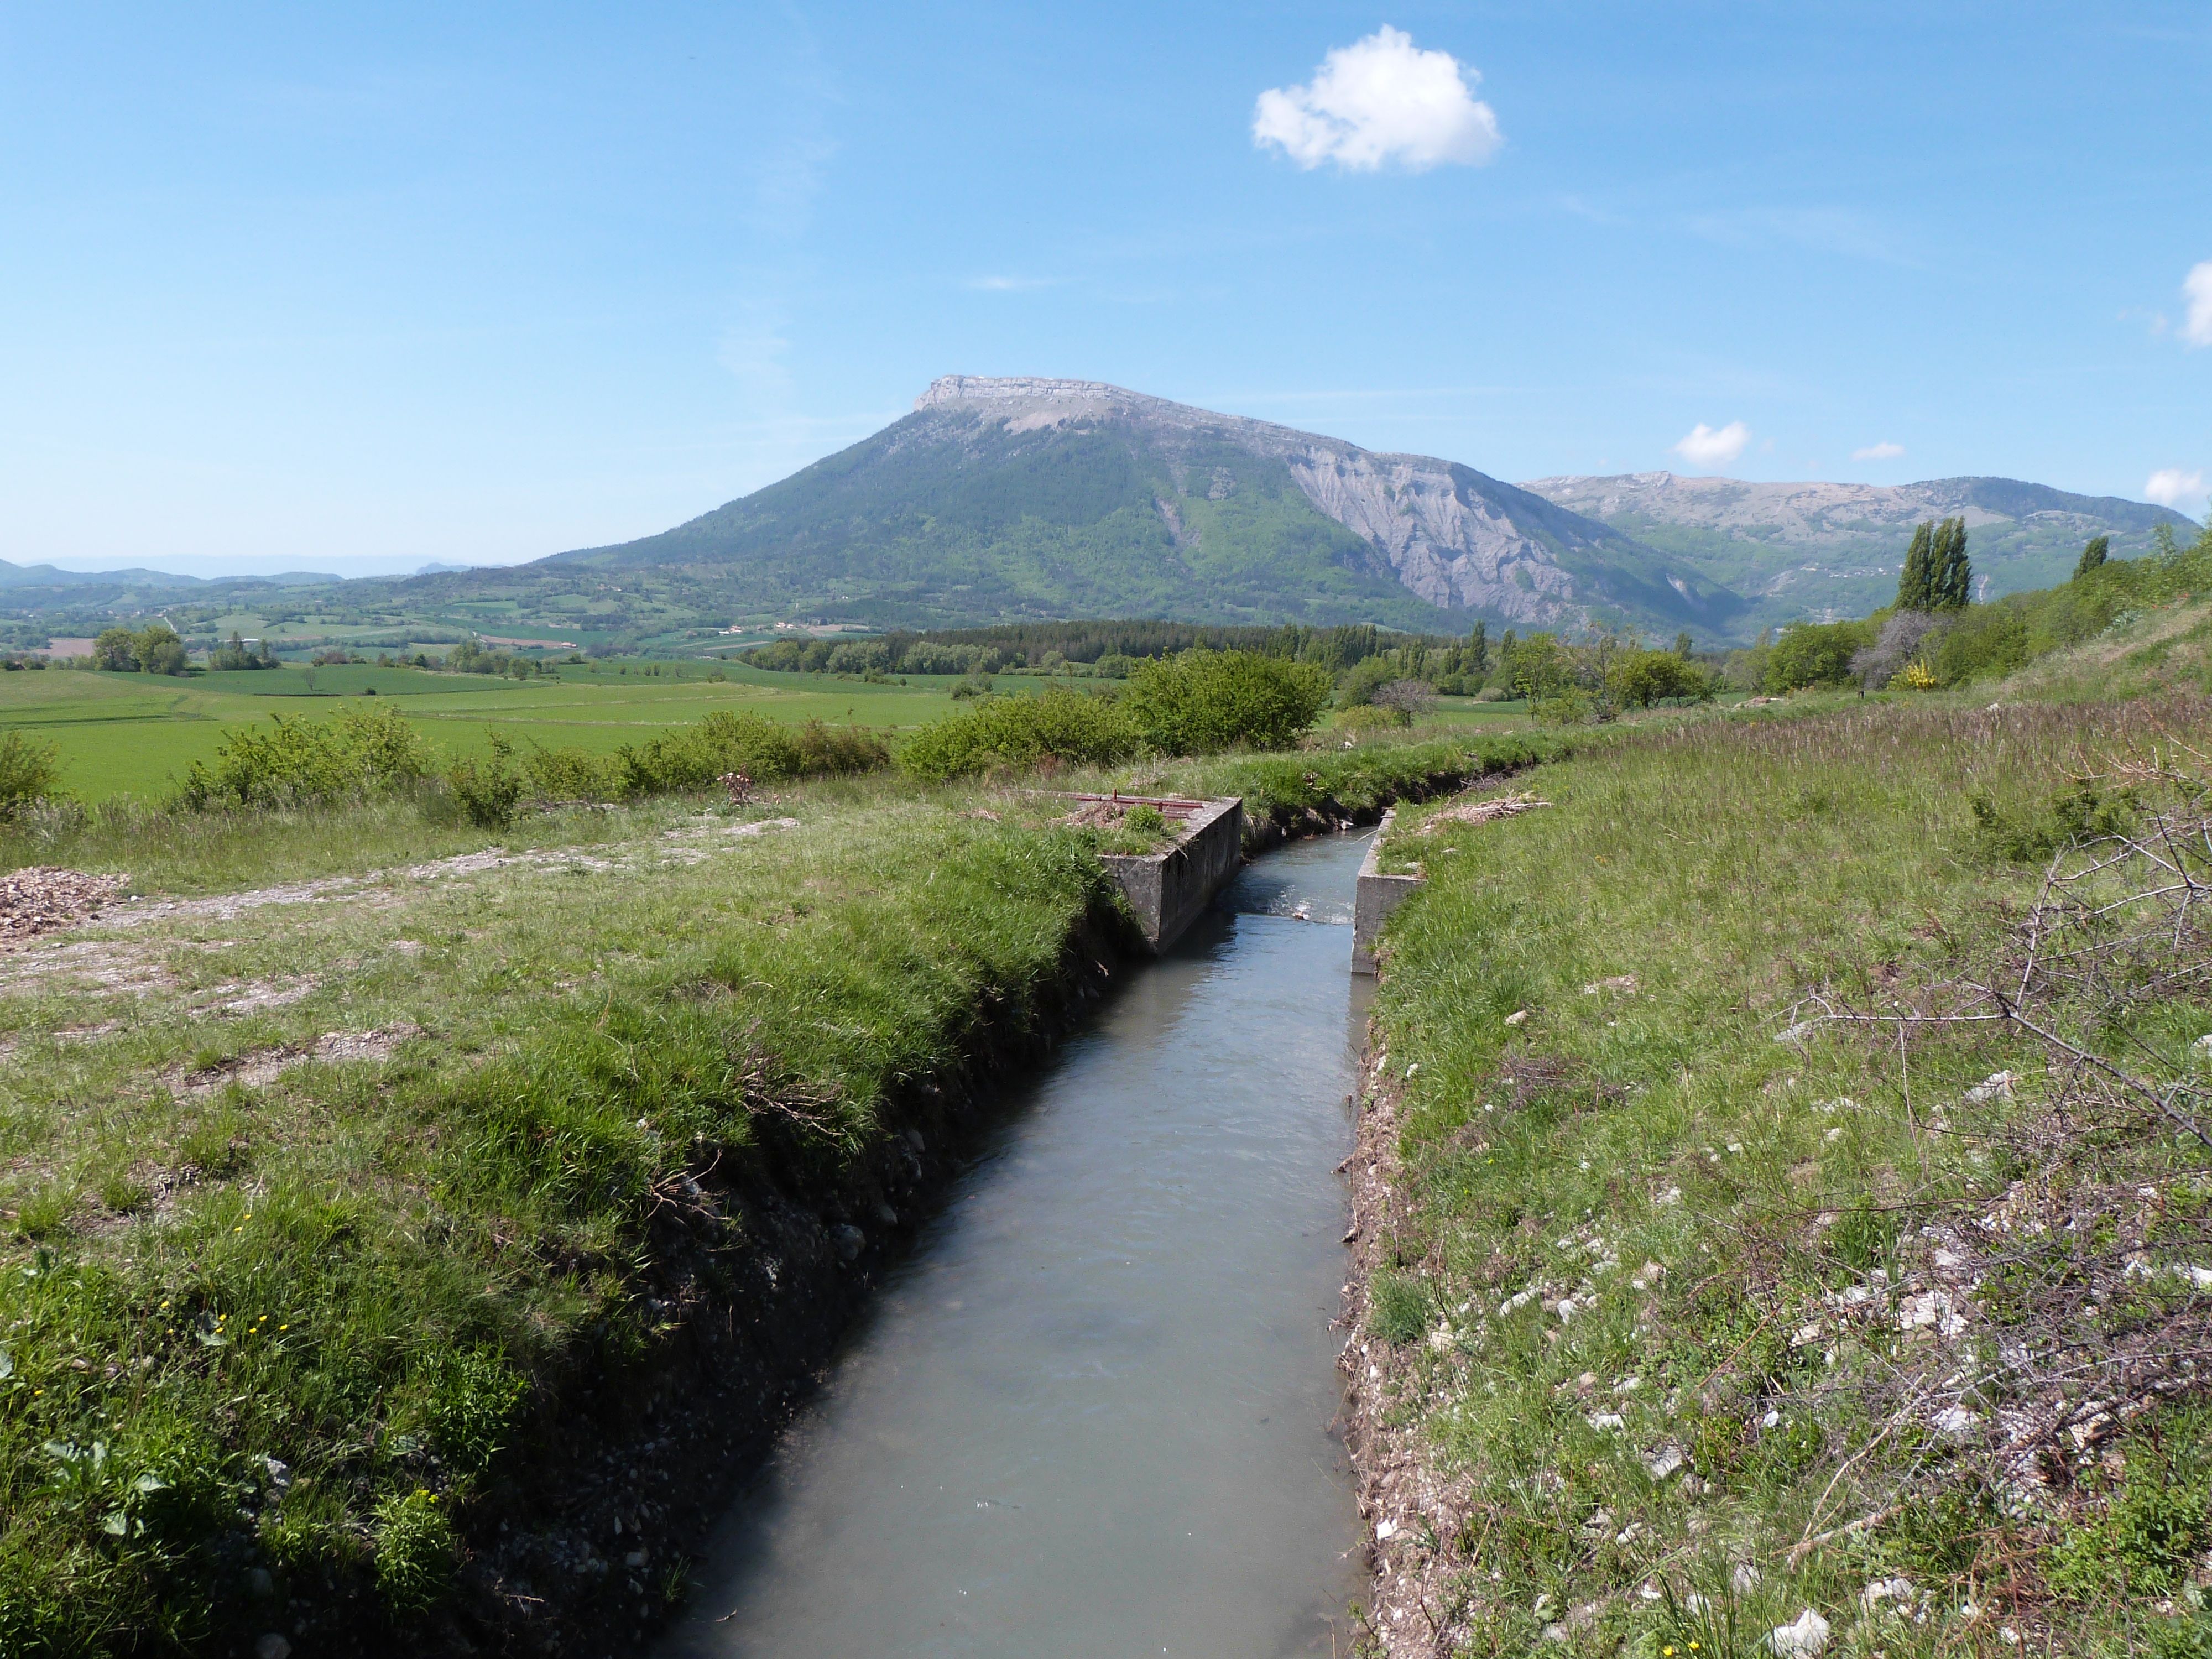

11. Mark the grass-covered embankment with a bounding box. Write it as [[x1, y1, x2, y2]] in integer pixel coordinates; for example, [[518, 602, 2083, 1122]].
[[1349, 691, 2212, 1655], [0, 778, 1134, 1655]]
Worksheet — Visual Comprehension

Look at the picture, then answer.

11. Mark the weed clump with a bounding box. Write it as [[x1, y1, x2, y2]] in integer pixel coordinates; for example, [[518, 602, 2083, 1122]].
[[1367, 1269, 1433, 1345], [373, 1488, 456, 1615]]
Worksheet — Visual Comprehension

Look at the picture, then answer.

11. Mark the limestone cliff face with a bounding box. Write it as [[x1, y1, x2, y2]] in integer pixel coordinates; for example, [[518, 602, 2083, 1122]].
[[915, 376, 1721, 632]]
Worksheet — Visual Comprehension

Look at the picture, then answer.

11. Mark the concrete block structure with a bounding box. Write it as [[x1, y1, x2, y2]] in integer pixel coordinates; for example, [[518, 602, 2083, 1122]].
[[1098, 796, 1244, 952], [1352, 808, 1424, 975]]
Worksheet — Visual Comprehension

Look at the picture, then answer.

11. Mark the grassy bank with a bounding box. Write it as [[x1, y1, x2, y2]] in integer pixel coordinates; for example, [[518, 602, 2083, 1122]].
[[0, 775, 1137, 1653], [1349, 690, 2212, 1654], [0, 714, 1528, 1655]]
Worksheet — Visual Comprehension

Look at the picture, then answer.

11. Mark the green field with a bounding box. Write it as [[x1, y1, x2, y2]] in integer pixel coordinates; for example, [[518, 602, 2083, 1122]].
[[0, 664, 978, 801], [0, 664, 1547, 802]]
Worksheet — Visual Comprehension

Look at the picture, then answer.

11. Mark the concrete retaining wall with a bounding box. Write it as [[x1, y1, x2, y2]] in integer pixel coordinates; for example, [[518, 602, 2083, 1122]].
[[1352, 808, 1425, 975], [1099, 796, 1244, 952]]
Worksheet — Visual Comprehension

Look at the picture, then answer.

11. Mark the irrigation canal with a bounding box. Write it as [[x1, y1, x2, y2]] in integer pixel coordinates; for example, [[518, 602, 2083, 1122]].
[[658, 829, 1375, 1657]]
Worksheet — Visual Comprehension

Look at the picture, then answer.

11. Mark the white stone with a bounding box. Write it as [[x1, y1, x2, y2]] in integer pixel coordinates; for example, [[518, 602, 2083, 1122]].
[[1768, 1609, 1832, 1656]]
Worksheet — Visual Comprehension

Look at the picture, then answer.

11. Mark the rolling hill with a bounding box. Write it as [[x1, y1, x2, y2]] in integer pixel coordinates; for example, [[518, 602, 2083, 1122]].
[[1521, 470, 2194, 634]]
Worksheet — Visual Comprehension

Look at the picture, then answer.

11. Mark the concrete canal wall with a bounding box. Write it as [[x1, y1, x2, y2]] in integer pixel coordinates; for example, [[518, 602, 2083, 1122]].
[[1351, 808, 1424, 975], [1098, 796, 1245, 952]]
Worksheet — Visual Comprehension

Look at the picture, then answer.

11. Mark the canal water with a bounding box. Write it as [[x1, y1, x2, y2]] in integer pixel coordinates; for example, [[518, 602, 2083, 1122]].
[[659, 831, 1373, 1658]]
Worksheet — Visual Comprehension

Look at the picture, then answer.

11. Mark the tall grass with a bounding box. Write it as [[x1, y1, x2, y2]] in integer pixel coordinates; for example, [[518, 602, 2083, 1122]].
[[1352, 690, 2212, 1653]]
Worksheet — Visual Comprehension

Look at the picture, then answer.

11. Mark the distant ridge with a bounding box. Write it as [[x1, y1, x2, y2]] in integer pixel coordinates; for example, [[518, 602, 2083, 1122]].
[[1521, 470, 2193, 629]]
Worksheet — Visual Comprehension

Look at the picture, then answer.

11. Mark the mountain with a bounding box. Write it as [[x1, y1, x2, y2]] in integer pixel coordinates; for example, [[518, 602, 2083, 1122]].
[[0, 559, 205, 591], [1520, 471, 2193, 633], [549, 376, 1743, 638]]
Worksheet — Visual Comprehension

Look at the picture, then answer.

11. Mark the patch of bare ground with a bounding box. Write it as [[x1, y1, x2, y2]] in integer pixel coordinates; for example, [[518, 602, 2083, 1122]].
[[167, 1024, 427, 1095], [0, 938, 180, 997], [0, 867, 128, 945], [1339, 1047, 1481, 1655], [1413, 791, 1550, 833]]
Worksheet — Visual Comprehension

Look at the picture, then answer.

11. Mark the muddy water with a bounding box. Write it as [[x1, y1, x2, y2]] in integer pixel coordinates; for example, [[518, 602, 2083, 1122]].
[[659, 831, 1373, 1658]]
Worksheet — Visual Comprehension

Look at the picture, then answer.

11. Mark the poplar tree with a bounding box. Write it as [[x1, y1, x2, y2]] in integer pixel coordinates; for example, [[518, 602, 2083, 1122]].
[[1897, 517, 1971, 611], [1896, 521, 1936, 611], [2074, 534, 2109, 578], [1931, 516, 1972, 610]]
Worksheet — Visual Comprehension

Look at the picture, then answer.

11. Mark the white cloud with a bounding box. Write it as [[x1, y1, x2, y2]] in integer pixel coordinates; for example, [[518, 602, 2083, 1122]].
[[966, 275, 1052, 292], [1852, 441, 1905, 462], [1253, 27, 1501, 173], [2184, 262, 2212, 347], [2146, 468, 2206, 510], [1673, 421, 1751, 469]]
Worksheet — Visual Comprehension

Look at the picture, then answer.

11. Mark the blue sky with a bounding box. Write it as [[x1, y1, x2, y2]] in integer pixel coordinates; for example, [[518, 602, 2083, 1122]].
[[1, 1, 2206, 576]]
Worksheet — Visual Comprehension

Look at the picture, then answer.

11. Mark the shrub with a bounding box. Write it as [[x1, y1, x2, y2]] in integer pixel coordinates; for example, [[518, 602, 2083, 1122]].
[[793, 718, 892, 775], [900, 688, 1140, 781], [178, 705, 432, 810], [1850, 611, 1940, 688], [1605, 648, 1715, 708], [0, 732, 61, 819], [1932, 602, 2033, 685], [2048, 1463, 2210, 1599], [1121, 649, 1329, 755], [1337, 656, 1398, 708], [373, 1488, 456, 1616], [520, 741, 620, 801], [1338, 703, 1410, 735], [1765, 619, 1874, 692], [1371, 679, 1438, 721], [445, 734, 524, 828], [614, 710, 804, 796]]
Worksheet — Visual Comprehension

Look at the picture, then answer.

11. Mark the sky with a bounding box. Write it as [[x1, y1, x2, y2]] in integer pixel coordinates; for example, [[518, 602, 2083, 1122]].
[[0, 1, 2206, 578]]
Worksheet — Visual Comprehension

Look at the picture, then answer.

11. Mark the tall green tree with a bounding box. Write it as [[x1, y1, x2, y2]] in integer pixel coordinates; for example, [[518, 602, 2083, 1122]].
[[2074, 534, 2110, 578], [92, 627, 138, 671], [1673, 630, 1694, 658], [1896, 521, 1936, 611], [1467, 619, 1487, 670], [1931, 516, 1972, 611]]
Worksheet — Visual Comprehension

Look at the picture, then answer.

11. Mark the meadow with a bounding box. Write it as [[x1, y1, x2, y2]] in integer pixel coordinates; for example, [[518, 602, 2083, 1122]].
[[1349, 667, 2212, 1653], [0, 660, 1540, 804]]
